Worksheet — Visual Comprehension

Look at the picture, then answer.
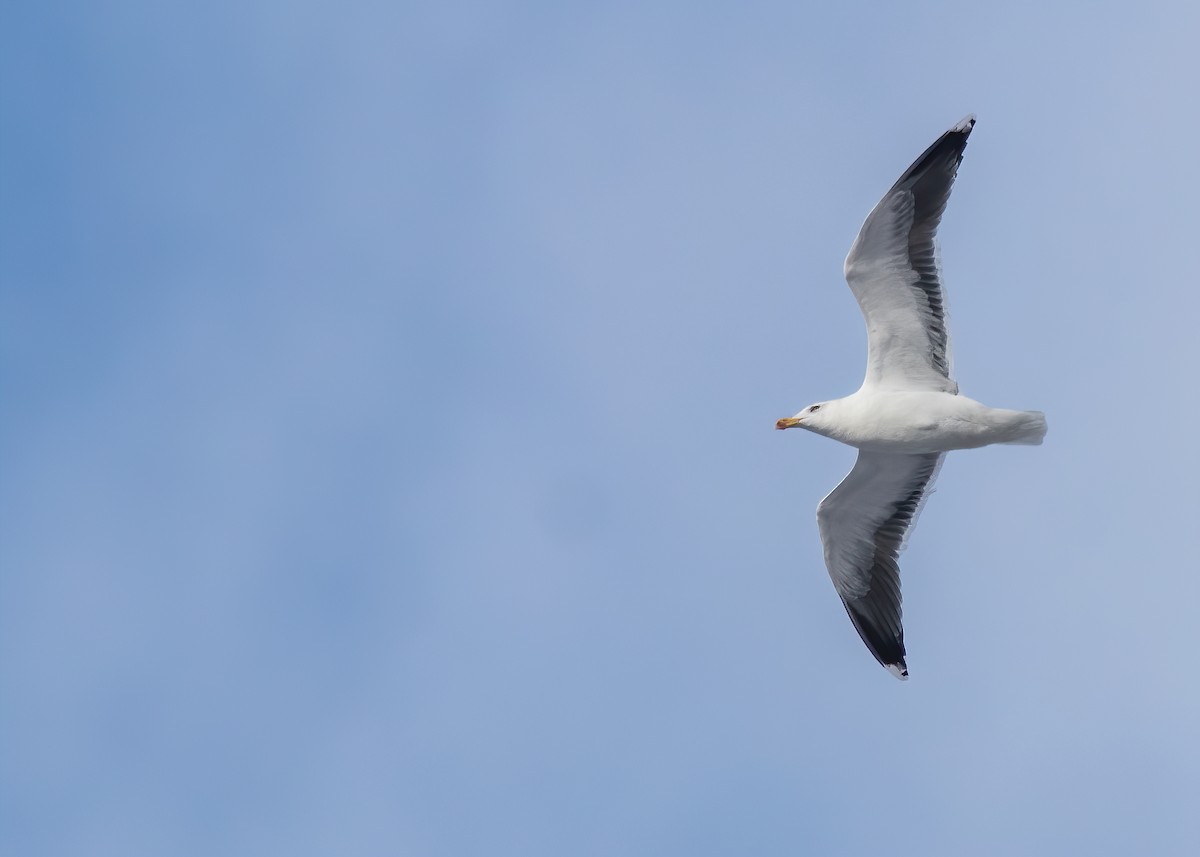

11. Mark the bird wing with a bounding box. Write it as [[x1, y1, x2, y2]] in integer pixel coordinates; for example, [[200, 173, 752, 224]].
[[816, 450, 944, 679], [842, 115, 974, 394]]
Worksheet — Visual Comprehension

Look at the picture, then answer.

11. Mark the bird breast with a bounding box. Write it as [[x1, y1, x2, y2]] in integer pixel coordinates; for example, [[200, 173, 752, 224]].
[[830, 391, 1000, 453]]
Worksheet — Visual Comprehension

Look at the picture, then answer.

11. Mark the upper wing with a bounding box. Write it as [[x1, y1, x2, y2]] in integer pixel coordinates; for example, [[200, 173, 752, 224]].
[[842, 115, 974, 393], [816, 450, 944, 679]]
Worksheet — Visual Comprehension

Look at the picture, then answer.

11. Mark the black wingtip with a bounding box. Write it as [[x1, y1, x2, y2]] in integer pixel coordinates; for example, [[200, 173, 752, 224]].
[[887, 115, 976, 196]]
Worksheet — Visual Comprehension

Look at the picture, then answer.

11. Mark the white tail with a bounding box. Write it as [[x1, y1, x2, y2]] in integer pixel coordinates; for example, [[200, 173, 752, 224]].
[[1002, 410, 1047, 445]]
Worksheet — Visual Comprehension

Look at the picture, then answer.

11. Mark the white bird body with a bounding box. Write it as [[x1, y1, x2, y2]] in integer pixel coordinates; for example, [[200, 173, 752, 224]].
[[792, 391, 1046, 454], [776, 115, 1046, 679]]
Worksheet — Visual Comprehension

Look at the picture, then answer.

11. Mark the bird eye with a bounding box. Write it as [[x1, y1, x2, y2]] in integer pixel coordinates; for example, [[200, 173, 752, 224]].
[[809, 405, 821, 412]]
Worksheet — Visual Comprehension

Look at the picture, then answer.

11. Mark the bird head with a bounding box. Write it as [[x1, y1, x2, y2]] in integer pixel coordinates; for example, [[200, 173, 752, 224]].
[[775, 402, 830, 432]]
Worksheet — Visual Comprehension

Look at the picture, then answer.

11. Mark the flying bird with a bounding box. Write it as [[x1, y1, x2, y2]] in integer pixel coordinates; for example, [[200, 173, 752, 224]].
[[776, 116, 1046, 680]]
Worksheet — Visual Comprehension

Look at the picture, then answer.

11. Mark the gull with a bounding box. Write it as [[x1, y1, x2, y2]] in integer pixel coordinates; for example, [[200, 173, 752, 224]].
[[775, 116, 1046, 680]]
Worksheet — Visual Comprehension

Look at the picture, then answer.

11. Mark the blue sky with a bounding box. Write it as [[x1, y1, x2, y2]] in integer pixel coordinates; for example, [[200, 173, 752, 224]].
[[3, 1, 1200, 855]]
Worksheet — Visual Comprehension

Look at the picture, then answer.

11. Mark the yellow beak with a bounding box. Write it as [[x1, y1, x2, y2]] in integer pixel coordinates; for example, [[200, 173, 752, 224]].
[[775, 417, 803, 430]]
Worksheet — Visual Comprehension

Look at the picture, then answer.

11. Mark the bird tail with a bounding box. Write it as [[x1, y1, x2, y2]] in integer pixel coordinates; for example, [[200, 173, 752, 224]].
[[1001, 410, 1047, 445]]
